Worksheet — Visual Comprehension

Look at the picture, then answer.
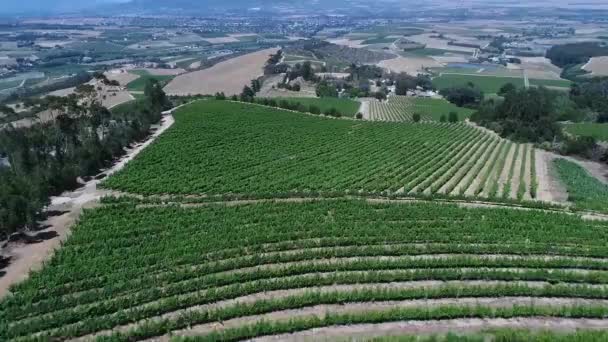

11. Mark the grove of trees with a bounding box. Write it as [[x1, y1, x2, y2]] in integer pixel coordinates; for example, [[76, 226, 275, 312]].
[[0, 79, 169, 239]]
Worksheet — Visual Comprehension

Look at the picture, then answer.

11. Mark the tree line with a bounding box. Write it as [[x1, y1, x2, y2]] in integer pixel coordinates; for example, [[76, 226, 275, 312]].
[[0, 79, 170, 239]]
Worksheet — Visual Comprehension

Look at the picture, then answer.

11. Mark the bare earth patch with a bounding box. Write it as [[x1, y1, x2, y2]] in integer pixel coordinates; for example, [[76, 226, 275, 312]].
[[164, 48, 278, 96], [583, 56, 608, 76], [326, 38, 367, 49], [378, 56, 443, 75], [535, 150, 569, 203], [104, 69, 140, 86], [139, 68, 186, 76]]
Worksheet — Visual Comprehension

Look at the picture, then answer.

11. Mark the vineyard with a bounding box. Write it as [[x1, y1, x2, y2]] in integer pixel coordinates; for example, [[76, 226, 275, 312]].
[[2, 99, 606, 341], [102, 100, 539, 201], [4, 199, 608, 341], [367, 96, 473, 122], [553, 158, 608, 212]]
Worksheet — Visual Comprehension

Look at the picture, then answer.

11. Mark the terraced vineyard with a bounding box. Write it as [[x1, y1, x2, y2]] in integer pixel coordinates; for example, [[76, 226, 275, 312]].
[[367, 96, 473, 122], [3, 99, 605, 341], [4, 199, 608, 341], [103, 100, 538, 200]]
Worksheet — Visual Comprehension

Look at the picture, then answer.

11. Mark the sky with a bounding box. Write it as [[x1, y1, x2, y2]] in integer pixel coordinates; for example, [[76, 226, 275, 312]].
[[2, 0, 129, 14]]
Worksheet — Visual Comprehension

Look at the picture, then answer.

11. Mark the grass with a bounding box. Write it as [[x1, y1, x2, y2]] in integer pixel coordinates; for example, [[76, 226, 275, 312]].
[[268, 97, 361, 117], [126, 70, 175, 92], [0, 79, 22, 91], [529, 78, 572, 88], [563, 122, 608, 141], [553, 158, 608, 213], [409, 98, 475, 121], [433, 74, 524, 94]]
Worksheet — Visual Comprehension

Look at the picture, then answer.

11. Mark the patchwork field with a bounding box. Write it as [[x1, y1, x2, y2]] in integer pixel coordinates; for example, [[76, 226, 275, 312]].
[[564, 123, 608, 141], [103, 100, 539, 201], [164, 48, 278, 96], [367, 96, 474, 122]]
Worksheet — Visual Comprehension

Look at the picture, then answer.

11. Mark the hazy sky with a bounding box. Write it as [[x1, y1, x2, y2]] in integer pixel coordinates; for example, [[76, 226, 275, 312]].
[[2, 0, 129, 14]]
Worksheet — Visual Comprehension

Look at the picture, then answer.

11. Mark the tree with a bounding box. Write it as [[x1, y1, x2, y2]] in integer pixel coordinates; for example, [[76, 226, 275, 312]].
[[302, 61, 314, 81], [440, 84, 484, 107], [448, 111, 459, 123], [498, 83, 517, 96], [412, 113, 421, 122], [251, 79, 261, 93], [395, 73, 417, 95], [309, 105, 321, 115], [316, 82, 338, 98], [470, 87, 562, 142], [144, 79, 170, 113], [240, 86, 255, 102], [440, 114, 447, 122], [356, 113, 363, 119]]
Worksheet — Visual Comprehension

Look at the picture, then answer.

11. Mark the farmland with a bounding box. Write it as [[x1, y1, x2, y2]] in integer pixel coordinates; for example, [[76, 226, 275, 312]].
[[103, 100, 539, 201], [4, 199, 608, 340], [564, 123, 608, 141], [267, 97, 361, 117], [367, 96, 474, 122], [126, 70, 175, 92], [553, 158, 608, 212], [432, 74, 524, 94], [163, 48, 278, 96]]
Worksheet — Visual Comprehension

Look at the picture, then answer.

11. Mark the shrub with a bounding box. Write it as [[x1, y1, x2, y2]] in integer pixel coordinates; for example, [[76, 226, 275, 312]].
[[413, 113, 421, 122], [448, 111, 459, 123]]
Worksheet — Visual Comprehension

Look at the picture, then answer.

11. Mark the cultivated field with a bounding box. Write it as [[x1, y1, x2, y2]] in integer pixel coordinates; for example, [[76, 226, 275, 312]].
[[5, 198, 608, 341], [583, 56, 608, 76], [564, 123, 608, 141], [127, 70, 176, 92], [433, 74, 524, 94], [367, 96, 474, 122], [103, 100, 539, 201], [268, 97, 361, 117], [4, 99, 608, 341], [378, 56, 443, 75], [164, 48, 278, 96], [553, 158, 608, 212]]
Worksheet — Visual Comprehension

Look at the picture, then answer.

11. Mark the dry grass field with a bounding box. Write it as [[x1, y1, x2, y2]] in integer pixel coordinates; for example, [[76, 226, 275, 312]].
[[378, 56, 443, 75], [163, 48, 278, 96], [583, 56, 608, 76]]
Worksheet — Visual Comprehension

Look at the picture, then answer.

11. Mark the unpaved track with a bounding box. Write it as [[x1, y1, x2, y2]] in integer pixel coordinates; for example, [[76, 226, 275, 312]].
[[0, 107, 180, 298], [536, 150, 569, 203], [250, 318, 608, 342]]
